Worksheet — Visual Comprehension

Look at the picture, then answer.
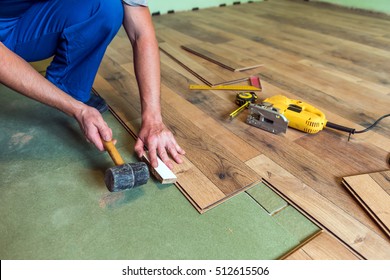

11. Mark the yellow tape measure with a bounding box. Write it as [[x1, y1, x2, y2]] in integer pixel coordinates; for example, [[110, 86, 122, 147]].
[[229, 92, 258, 119], [189, 84, 261, 91]]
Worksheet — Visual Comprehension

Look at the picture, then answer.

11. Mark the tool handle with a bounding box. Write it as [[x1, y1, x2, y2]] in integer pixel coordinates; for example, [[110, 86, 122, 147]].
[[103, 140, 125, 166]]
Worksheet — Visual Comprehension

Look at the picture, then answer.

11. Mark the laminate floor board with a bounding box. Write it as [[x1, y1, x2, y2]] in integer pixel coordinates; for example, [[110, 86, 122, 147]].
[[268, 0, 390, 36], [152, 12, 232, 45], [223, 18, 390, 87], [295, 132, 388, 180], [284, 232, 360, 260], [97, 56, 141, 115], [176, 10, 388, 88], [159, 77, 261, 162], [371, 172, 390, 193], [342, 171, 390, 238], [298, 59, 390, 96], [246, 1, 390, 44], [159, 87, 261, 192], [154, 23, 200, 46], [246, 154, 390, 259]]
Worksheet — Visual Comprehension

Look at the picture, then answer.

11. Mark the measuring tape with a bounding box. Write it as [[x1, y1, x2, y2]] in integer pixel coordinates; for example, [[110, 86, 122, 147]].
[[236, 92, 258, 106], [230, 92, 258, 119], [189, 84, 261, 91]]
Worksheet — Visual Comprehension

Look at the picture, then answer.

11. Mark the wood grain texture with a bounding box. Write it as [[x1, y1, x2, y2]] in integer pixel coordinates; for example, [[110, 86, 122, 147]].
[[182, 43, 263, 72], [343, 171, 390, 237], [159, 42, 223, 86], [284, 232, 360, 260], [94, 0, 390, 255], [246, 154, 390, 259]]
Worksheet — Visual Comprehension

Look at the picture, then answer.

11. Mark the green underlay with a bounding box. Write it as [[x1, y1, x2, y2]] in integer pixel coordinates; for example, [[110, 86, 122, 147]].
[[0, 84, 320, 259]]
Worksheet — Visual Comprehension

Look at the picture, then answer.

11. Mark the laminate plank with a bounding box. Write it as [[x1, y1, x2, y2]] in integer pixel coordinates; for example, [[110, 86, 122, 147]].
[[246, 154, 390, 259], [160, 87, 261, 195], [153, 12, 232, 44], [197, 9, 390, 86], [343, 171, 390, 237], [242, 1, 390, 51], [268, 0, 390, 36], [284, 232, 360, 260], [159, 42, 223, 86], [182, 43, 263, 72], [370, 171, 390, 195]]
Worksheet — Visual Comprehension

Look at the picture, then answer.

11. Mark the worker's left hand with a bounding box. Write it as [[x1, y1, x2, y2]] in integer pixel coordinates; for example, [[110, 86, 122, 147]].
[[135, 121, 185, 170]]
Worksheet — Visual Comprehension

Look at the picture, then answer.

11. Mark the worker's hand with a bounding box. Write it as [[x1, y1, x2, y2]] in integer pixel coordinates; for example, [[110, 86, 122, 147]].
[[74, 105, 113, 151], [135, 121, 185, 170]]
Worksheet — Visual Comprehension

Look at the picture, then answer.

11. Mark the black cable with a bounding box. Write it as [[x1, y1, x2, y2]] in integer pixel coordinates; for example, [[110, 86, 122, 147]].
[[326, 113, 390, 141], [353, 113, 390, 134]]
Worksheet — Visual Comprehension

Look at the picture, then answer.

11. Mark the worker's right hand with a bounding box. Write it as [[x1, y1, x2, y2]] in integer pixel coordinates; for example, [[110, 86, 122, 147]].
[[74, 105, 113, 151]]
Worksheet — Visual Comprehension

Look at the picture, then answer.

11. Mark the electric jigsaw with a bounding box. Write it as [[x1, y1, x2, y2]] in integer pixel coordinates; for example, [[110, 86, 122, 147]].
[[246, 95, 355, 135]]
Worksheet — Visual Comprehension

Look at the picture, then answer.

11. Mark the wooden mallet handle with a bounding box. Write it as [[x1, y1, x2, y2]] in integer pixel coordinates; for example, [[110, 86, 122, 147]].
[[102, 140, 124, 166]]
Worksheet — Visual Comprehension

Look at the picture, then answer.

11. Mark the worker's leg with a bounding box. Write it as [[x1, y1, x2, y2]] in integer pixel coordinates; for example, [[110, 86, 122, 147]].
[[3, 0, 123, 102]]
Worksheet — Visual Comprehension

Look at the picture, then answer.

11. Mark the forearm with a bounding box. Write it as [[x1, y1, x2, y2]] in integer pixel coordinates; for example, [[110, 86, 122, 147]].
[[122, 5, 185, 168], [133, 32, 162, 123], [122, 6, 162, 124], [0, 42, 84, 118]]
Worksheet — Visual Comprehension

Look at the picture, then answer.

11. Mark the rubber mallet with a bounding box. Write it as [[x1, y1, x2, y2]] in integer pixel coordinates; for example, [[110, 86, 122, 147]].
[[102, 140, 149, 192]]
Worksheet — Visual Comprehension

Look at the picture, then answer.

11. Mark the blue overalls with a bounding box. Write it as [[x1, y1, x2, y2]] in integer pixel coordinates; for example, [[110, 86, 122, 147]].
[[0, 0, 124, 102]]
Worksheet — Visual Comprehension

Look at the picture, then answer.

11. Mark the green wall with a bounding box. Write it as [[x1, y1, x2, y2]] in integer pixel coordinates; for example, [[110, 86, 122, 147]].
[[148, 0, 261, 14], [313, 0, 390, 14]]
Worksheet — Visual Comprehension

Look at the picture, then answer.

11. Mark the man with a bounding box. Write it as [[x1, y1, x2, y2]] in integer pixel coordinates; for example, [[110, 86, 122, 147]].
[[0, 0, 184, 170]]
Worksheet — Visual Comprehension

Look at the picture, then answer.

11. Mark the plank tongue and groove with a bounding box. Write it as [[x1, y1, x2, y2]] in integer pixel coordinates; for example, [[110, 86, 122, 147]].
[[181, 43, 263, 72], [342, 171, 390, 238], [246, 154, 390, 260]]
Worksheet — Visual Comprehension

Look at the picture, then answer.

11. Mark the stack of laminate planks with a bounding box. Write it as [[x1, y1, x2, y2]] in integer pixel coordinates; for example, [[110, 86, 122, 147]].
[[342, 171, 390, 238]]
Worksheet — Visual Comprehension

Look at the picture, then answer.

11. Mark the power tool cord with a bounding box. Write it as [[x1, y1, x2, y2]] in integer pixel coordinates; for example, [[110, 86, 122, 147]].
[[326, 113, 390, 141], [353, 113, 390, 134]]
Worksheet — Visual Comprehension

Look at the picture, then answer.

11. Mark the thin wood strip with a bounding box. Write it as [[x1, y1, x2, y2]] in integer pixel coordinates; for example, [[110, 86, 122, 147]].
[[182, 43, 263, 72], [159, 42, 222, 86]]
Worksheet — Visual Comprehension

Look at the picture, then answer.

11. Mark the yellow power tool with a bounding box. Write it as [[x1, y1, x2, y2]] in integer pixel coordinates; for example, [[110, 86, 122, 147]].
[[247, 95, 355, 135]]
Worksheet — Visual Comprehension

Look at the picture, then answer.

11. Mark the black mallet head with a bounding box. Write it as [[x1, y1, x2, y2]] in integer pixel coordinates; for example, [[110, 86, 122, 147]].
[[104, 162, 149, 192]]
